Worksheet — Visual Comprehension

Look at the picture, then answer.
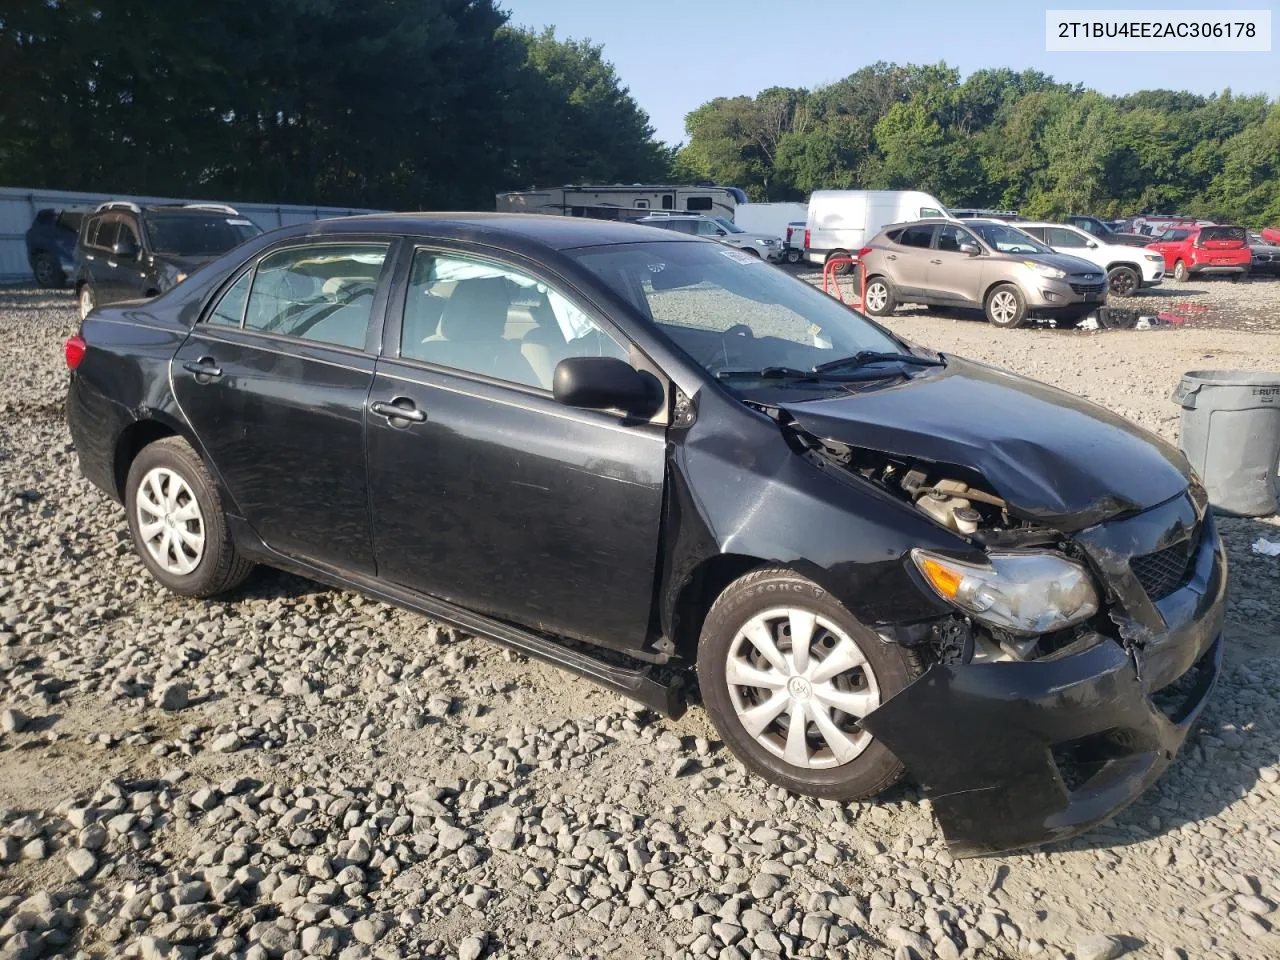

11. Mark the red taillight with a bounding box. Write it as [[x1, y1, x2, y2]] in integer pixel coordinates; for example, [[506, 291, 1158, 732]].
[[856, 247, 873, 258], [804, 228, 811, 249], [785, 226, 795, 242], [65, 335, 86, 370]]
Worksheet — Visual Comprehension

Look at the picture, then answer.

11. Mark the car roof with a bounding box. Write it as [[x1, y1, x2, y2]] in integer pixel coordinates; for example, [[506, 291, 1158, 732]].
[[1013, 221, 1085, 230], [307, 212, 693, 250]]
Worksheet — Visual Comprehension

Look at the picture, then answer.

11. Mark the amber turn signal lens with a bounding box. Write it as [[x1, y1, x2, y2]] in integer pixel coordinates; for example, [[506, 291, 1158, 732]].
[[918, 556, 963, 599]]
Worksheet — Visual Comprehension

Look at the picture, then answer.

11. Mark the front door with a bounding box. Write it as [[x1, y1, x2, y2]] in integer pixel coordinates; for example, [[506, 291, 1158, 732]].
[[366, 245, 667, 651], [171, 239, 395, 574], [928, 223, 985, 304]]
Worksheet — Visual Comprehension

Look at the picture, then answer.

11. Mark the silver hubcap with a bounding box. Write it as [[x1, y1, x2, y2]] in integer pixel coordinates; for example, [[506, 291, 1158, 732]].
[[726, 607, 881, 770], [990, 291, 1018, 323], [79, 288, 93, 319], [865, 283, 888, 312], [136, 467, 205, 575]]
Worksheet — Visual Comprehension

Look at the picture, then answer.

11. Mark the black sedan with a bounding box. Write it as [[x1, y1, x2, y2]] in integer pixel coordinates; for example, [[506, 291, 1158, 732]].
[[65, 213, 1226, 855], [1248, 232, 1280, 276]]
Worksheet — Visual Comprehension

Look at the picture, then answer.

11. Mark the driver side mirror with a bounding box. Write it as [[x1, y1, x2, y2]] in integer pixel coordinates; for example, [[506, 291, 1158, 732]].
[[1086, 240, 1098, 249], [714, 229, 727, 236], [552, 356, 663, 418], [112, 236, 139, 259], [959, 242, 980, 256]]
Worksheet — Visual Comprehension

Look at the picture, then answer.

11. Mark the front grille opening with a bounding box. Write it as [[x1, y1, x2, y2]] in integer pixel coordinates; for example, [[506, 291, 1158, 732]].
[[1151, 643, 1218, 723], [1051, 729, 1144, 792], [1130, 534, 1199, 601], [1069, 281, 1106, 295]]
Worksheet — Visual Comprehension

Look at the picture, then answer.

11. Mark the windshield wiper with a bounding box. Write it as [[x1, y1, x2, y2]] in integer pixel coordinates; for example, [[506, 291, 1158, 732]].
[[813, 350, 945, 374], [716, 366, 826, 381]]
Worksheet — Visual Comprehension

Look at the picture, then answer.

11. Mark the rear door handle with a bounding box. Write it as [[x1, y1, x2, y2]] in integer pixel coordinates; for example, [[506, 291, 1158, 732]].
[[930, 258, 943, 264], [182, 357, 223, 380], [886, 254, 897, 261], [371, 398, 427, 424]]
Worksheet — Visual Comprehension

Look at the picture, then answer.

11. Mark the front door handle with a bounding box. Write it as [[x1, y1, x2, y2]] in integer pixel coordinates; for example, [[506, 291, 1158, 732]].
[[886, 254, 898, 261], [371, 398, 427, 425], [182, 357, 223, 380], [930, 258, 943, 264]]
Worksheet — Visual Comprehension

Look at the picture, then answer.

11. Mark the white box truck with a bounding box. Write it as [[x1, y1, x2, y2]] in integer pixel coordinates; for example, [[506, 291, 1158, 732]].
[[805, 190, 951, 272]]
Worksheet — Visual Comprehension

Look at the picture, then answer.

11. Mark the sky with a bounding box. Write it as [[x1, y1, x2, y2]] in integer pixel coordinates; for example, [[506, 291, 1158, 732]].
[[501, 0, 1280, 145]]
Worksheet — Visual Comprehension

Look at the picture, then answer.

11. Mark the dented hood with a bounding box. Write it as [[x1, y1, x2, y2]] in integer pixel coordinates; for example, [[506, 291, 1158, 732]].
[[780, 356, 1191, 528]]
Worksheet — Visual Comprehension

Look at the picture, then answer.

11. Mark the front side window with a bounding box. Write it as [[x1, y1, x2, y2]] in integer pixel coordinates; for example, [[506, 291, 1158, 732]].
[[92, 220, 119, 250], [243, 243, 389, 349], [935, 224, 977, 252], [919, 207, 944, 218], [1047, 227, 1087, 248], [967, 221, 1050, 254], [143, 213, 263, 258], [713, 217, 745, 234], [572, 241, 905, 386], [400, 251, 628, 390], [695, 219, 722, 237]]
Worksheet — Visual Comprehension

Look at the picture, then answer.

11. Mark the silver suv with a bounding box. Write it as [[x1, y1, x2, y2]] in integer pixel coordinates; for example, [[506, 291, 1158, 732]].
[[859, 218, 1107, 328], [636, 214, 783, 262]]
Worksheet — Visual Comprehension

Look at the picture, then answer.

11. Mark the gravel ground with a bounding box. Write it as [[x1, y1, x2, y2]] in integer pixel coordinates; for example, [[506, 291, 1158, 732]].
[[0, 280, 1278, 960]]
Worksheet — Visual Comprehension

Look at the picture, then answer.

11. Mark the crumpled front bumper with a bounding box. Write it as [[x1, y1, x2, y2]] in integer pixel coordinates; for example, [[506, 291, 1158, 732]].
[[862, 505, 1226, 857]]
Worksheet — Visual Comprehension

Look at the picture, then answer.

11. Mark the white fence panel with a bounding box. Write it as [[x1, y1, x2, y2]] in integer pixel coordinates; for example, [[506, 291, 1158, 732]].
[[0, 185, 382, 283]]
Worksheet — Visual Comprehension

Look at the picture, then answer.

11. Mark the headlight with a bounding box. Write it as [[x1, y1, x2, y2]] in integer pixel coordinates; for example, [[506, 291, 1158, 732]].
[[912, 549, 1098, 636], [1144, 253, 1163, 262], [756, 238, 777, 246], [1023, 261, 1066, 279]]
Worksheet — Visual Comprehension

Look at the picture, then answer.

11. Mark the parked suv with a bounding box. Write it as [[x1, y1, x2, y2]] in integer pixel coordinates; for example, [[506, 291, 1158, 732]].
[[74, 201, 263, 319], [25, 207, 91, 288], [1064, 215, 1149, 247], [1015, 221, 1165, 296], [636, 214, 783, 261], [858, 218, 1107, 329], [1146, 225, 1251, 282]]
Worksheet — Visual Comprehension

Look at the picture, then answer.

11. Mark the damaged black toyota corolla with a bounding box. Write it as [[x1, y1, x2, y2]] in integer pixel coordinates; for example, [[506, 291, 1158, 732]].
[[65, 215, 1226, 856]]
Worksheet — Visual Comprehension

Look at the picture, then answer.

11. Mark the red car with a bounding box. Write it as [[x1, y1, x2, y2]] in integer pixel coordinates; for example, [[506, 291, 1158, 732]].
[[1146, 224, 1252, 281]]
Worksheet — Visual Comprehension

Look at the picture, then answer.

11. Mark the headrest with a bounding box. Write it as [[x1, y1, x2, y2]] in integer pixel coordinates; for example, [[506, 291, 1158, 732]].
[[439, 278, 510, 341]]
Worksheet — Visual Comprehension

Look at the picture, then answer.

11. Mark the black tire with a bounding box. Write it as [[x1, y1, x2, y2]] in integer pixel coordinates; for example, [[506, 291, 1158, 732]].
[[785, 248, 803, 264], [862, 276, 897, 316], [697, 568, 920, 800], [124, 436, 253, 598], [825, 250, 853, 276], [739, 247, 761, 258], [1107, 266, 1139, 297], [1232, 272, 1250, 284], [78, 284, 95, 320], [984, 283, 1027, 329], [1173, 260, 1188, 282], [31, 252, 65, 289]]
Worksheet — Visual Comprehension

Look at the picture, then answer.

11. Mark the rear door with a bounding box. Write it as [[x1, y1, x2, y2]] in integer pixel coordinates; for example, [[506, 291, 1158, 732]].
[[366, 243, 667, 652], [1044, 226, 1099, 268], [84, 217, 120, 303], [885, 224, 936, 296], [172, 238, 396, 574]]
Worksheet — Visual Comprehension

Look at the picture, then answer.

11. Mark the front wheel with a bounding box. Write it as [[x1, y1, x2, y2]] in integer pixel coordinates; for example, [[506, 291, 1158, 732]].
[[1107, 266, 1139, 297], [984, 283, 1027, 329], [696, 568, 919, 800], [1173, 260, 1188, 282], [862, 276, 896, 316], [125, 436, 254, 598]]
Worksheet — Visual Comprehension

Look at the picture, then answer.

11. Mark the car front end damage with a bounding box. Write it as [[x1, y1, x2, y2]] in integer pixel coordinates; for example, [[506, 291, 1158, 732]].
[[775, 365, 1227, 855]]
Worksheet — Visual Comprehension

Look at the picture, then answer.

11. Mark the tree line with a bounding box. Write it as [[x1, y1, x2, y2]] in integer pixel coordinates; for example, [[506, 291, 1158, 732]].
[[0, 0, 668, 209], [674, 63, 1280, 225], [3, 5, 1277, 225]]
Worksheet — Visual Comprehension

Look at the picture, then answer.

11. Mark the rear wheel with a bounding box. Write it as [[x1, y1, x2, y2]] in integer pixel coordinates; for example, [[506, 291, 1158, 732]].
[[862, 276, 896, 316], [1232, 272, 1250, 283], [984, 283, 1027, 329], [785, 248, 803, 264], [78, 284, 95, 320], [825, 250, 853, 276], [1173, 260, 1188, 282], [32, 252, 65, 289], [125, 437, 253, 598], [696, 568, 919, 800], [1107, 266, 1139, 297]]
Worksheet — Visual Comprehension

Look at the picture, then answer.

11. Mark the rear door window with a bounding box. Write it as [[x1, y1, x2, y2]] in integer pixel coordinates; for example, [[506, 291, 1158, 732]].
[[244, 243, 390, 349], [897, 225, 935, 248], [1046, 227, 1088, 248]]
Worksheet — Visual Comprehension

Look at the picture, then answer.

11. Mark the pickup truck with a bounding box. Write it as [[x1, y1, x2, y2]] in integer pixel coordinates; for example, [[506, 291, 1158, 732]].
[[1146, 225, 1251, 282]]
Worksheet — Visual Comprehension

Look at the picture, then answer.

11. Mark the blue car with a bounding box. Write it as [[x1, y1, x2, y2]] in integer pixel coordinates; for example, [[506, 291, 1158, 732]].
[[25, 207, 90, 288]]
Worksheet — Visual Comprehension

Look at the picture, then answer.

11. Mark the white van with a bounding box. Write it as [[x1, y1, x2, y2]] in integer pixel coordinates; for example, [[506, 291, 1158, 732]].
[[733, 202, 808, 239], [806, 190, 951, 270]]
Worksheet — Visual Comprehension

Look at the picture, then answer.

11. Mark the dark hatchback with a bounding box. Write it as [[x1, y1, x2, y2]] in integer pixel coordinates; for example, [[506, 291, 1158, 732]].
[[65, 214, 1226, 856]]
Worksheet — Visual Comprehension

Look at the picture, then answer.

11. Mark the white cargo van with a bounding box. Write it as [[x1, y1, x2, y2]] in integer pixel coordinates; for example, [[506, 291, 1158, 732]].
[[806, 190, 951, 271], [733, 202, 808, 239]]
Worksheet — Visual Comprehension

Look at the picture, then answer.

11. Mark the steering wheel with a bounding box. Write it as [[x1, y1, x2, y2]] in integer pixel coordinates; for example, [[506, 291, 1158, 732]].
[[701, 323, 758, 373], [723, 323, 755, 339]]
